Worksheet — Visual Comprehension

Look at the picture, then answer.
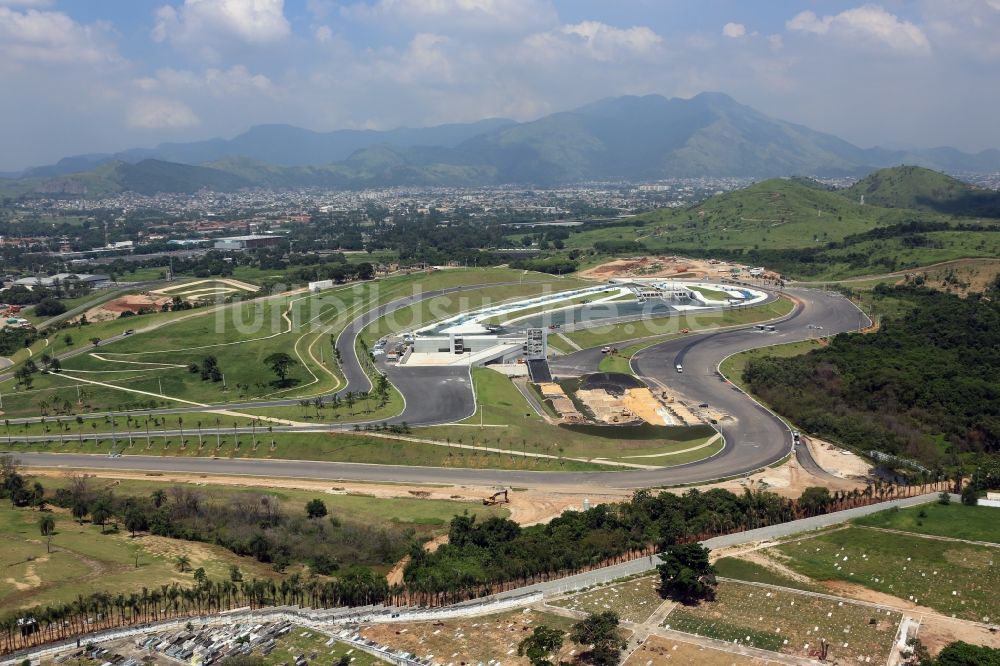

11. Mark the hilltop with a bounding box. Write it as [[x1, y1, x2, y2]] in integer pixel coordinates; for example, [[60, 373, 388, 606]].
[[633, 177, 931, 251], [843, 165, 1000, 217]]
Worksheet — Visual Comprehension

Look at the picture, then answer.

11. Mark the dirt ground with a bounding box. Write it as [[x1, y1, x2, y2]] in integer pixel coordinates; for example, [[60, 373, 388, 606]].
[[917, 614, 1000, 654], [804, 437, 872, 479], [360, 609, 582, 666], [23, 468, 611, 526], [580, 256, 736, 281], [85, 293, 170, 322], [625, 635, 781, 665]]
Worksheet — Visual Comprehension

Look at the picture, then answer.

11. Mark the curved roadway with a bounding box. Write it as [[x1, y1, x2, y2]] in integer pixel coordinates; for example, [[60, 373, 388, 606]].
[[5, 284, 868, 489]]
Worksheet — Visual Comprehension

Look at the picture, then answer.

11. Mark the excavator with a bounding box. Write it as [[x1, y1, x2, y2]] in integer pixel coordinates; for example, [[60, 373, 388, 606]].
[[483, 488, 510, 506]]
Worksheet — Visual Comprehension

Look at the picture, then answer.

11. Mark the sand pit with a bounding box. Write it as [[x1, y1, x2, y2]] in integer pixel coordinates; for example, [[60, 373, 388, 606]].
[[623, 387, 672, 425], [577, 388, 637, 423], [580, 255, 734, 281]]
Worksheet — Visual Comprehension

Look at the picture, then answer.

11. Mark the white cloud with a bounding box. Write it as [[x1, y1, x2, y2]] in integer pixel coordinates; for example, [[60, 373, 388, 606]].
[[127, 97, 201, 129], [722, 22, 746, 38], [153, 0, 290, 47], [343, 0, 558, 34], [0, 7, 119, 66], [787, 5, 930, 55], [135, 65, 276, 98], [314, 25, 333, 43], [524, 21, 664, 63]]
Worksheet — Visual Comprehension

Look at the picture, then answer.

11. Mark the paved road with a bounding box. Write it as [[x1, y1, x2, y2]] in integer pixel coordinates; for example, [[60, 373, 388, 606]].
[[5, 285, 868, 489]]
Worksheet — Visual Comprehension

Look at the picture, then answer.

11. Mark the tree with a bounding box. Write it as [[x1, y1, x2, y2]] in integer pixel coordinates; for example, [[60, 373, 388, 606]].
[[263, 352, 297, 385], [151, 489, 167, 508], [517, 625, 565, 666], [176, 555, 191, 572], [938, 491, 952, 505], [658, 543, 716, 604], [193, 567, 208, 587], [798, 486, 833, 516], [91, 499, 112, 533], [305, 498, 328, 519], [934, 641, 1000, 666], [570, 612, 626, 666], [71, 498, 89, 524], [38, 514, 55, 537], [961, 485, 978, 506], [123, 506, 147, 537]]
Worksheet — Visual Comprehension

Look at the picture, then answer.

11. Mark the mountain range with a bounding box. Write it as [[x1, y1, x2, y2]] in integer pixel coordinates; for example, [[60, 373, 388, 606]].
[[4, 93, 1000, 196]]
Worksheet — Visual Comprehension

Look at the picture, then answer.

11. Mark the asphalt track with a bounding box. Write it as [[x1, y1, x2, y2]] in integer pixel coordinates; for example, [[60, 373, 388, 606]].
[[6, 283, 870, 489]]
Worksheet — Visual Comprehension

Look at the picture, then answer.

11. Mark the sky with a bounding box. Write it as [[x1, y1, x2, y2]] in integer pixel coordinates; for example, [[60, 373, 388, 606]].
[[1, 0, 999, 171]]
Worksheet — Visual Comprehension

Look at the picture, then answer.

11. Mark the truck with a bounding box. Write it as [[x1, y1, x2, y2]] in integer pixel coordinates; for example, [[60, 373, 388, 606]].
[[675, 364, 683, 373]]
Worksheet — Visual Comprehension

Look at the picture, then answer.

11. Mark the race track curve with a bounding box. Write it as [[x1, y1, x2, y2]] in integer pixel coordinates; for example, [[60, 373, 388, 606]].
[[6, 284, 869, 489]]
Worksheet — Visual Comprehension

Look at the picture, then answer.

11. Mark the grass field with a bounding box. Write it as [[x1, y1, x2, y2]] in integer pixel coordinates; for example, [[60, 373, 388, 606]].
[[32, 474, 506, 531], [772, 526, 999, 622], [550, 575, 664, 623], [0, 474, 505, 612], [713, 557, 823, 593], [663, 580, 901, 664], [258, 626, 388, 666], [1, 429, 614, 471], [4, 268, 567, 420], [0, 503, 278, 612], [420, 368, 719, 465], [853, 503, 1000, 544]]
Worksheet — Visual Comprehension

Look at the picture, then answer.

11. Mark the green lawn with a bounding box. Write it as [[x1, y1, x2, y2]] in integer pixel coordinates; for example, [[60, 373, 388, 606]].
[[550, 575, 664, 623], [853, 503, 1000, 544], [714, 557, 823, 593], [258, 626, 388, 666], [420, 368, 718, 465], [0, 503, 278, 612], [772, 526, 1000, 622], [1, 429, 613, 471], [663, 580, 901, 664]]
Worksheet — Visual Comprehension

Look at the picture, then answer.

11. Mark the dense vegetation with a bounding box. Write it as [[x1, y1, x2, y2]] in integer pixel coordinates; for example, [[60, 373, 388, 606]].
[[0, 464, 417, 575], [402, 483, 922, 600], [744, 284, 1000, 471]]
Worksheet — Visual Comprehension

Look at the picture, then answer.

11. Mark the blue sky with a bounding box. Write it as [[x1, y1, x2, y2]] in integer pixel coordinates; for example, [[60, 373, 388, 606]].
[[0, 0, 997, 171]]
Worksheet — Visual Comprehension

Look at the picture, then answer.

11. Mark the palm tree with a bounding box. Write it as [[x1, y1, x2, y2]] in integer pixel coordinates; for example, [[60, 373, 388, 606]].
[[175, 555, 191, 572], [39, 513, 56, 538]]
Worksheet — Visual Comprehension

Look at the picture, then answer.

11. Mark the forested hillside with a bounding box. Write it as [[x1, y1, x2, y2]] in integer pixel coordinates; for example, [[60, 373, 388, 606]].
[[743, 284, 1000, 469]]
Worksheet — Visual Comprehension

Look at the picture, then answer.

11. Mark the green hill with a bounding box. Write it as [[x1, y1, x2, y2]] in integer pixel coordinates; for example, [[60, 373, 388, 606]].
[[843, 166, 1000, 217], [561, 177, 1000, 280], [634, 178, 935, 251]]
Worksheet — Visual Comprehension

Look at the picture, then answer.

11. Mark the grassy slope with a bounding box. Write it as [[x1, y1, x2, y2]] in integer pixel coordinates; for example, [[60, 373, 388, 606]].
[[853, 503, 1000, 544], [773, 526, 998, 622], [419, 368, 718, 465], [843, 165, 1000, 214], [0, 476, 505, 612]]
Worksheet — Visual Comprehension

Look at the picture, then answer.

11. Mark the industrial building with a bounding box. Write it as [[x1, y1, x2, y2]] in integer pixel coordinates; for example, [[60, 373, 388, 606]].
[[213, 235, 281, 251], [12, 273, 112, 290]]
